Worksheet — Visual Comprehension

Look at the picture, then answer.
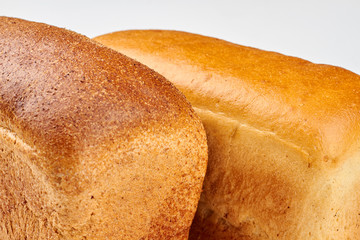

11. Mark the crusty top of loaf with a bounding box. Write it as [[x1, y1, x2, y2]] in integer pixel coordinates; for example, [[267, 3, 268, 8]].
[[94, 30, 360, 166], [0, 19, 197, 185]]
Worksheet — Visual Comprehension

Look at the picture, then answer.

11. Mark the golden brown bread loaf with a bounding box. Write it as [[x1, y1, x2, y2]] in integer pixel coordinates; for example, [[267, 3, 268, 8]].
[[94, 30, 360, 239], [0, 18, 207, 239]]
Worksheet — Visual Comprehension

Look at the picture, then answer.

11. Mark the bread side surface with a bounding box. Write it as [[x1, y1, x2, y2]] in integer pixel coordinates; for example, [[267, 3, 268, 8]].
[[0, 127, 60, 240], [188, 108, 360, 239], [94, 30, 360, 239], [0, 19, 207, 239]]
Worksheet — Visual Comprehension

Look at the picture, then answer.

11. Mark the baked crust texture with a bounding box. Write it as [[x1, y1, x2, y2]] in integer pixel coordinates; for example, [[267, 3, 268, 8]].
[[94, 30, 360, 239], [0, 18, 207, 239]]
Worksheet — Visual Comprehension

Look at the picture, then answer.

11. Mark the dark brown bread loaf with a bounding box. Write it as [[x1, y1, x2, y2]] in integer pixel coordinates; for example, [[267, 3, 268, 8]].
[[0, 18, 207, 239], [94, 30, 360, 239]]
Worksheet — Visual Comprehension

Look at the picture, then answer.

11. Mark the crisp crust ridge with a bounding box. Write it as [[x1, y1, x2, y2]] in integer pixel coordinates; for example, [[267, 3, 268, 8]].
[[94, 30, 360, 165]]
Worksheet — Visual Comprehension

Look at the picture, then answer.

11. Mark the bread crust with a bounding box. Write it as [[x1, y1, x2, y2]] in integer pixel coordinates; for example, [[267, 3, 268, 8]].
[[94, 30, 360, 239], [0, 18, 207, 239]]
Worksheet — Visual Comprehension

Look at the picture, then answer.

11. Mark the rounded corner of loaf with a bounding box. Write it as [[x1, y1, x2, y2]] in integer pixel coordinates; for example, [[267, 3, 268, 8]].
[[0, 17, 208, 239]]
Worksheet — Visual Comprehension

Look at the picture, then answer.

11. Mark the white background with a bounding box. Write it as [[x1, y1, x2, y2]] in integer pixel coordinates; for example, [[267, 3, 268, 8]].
[[1, 0, 360, 74]]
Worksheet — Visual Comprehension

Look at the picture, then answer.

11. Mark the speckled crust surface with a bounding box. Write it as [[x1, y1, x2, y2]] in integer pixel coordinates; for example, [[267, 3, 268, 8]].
[[0, 18, 207, 239], [94, 30, 360, 239]]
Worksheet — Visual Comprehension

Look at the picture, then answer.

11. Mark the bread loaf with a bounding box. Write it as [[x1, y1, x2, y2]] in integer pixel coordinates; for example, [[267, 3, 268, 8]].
[[0, 19, 207, 239], [94, 30, 360, 239]]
